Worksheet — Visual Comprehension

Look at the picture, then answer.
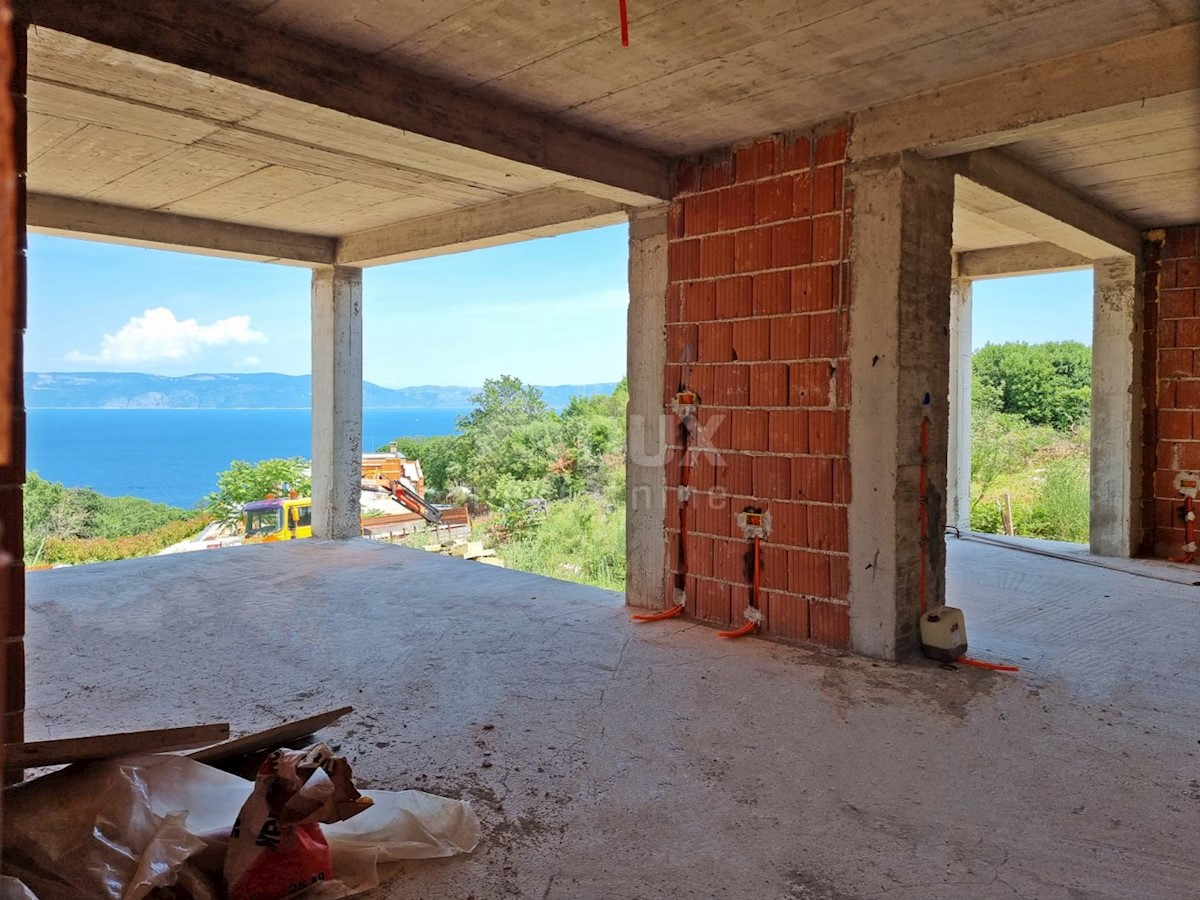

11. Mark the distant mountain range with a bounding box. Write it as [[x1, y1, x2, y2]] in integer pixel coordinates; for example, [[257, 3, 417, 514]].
[[25, 373, 619, 410]]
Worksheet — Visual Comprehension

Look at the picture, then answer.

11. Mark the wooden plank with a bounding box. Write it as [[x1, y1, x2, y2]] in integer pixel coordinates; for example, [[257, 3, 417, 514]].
[[337, 187, 628, 266], [188, 706, 353, 764], [853, 23, 1200, 160], [18, 0, 671, 202], [28, 192, 337, 264], [5, 722, 229, 769], [944, 150, 1142, 258]]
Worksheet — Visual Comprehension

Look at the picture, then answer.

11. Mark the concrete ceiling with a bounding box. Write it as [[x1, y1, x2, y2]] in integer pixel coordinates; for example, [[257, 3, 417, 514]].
[[229, 0, 1193, 157]]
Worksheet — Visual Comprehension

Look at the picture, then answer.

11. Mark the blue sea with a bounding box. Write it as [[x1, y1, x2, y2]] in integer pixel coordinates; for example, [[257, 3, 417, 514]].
[[27, 408, 468, 509]]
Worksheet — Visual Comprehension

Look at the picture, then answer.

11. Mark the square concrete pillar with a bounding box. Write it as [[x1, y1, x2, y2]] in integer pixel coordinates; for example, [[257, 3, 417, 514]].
[[626, 207, 669, 609], [847, 153, 954, 659], [1090, 255, 1142, 557], [311, 265, 363, 540], [947, 272, 973, 532]]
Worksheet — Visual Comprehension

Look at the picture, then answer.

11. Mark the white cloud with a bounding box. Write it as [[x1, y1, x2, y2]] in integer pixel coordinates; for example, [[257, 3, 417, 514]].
[[67, 307, 267, 366], [242, 356, 262, 367]]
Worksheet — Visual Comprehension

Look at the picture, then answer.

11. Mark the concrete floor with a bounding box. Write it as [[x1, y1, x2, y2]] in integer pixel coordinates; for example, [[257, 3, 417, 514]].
[[23, 539, 1200, 899]]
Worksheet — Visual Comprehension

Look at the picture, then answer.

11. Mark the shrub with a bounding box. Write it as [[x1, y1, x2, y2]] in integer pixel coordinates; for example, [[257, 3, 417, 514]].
[[42, 514, 212, 565]]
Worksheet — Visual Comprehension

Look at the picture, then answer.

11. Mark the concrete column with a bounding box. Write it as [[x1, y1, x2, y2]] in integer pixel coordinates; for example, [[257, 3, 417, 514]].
[[1090, 255, 1142, 557], [311, 265, 363, 540], [947, 273, 973, 531], [626, 207, 669, 610], [847, 153, 954, 659]]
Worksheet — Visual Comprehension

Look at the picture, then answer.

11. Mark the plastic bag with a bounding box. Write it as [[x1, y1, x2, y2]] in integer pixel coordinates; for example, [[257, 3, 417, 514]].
[[2, 753, 481, 900], [224, 745, 372, 900]]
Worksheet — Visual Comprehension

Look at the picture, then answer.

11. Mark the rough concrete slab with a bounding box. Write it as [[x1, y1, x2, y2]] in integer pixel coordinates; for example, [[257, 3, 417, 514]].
[[24, 540, 1200, 899]]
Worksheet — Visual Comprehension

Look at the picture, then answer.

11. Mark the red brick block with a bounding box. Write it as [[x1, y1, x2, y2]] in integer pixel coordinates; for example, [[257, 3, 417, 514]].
[[772, 220, 813, 268], [1159, 319, 1178, 349], [683, 192, 719, 236], [770, 314, 810, 360], [695, 578, 731, 623], [791, 549, 831, 597], [1179, 258, 1200, 288], [807, 504, 848, 552], [790, 360, 832, 407], [663, 364, 684, 403], [734, 228, 773, 274], [669, 238, 701, 280], [759, 544, 790, 592], [1159, 379, 1178, 409], [815, 126, 848, 166], [1161, 259, 1179, 290], [734, 138, 781, 182], [809, 600, 850, 649], [1175, 379, 1200, 408], [755, 177, 794, 223], [843, 209, 854, 258], [828, 555, 849, 601], [699, 321, 734, 363], [812, 214, 842, 263], [719, 452, 754, 497], [681, 281, 715, 322], [668, 202, 685, 240], [793, 456, 833, 503], [715, 276, 753, 318], [732, 318, 771, 362], [832, 458, 850, 504], [753, 455, 791, 499], [752, 270, 791, 316], [749, 362, 789, 407], [1162, 409, 1195, 441], [699, 233, 736, 278], [771, 502, 807, 546], [835, 360, 851, 407], [809, 409, 848, 455], [688, 365, 716, 403], [731, 408, 769, 450], [793, 171, 813, 218], [782, 135, 812, 172], [768, 409, 809, 453], [713, 537, 751, 583], [688, 534, 715, 577], [699, 158, 734, 192], [697, 407, 732, 451], [718, 183, 756, 231], [710, 364, 747, 405], [812, 165, 843, 215], [1178, 319, 1200, 348], [1161, 348, 1194, 378], [667, 323, 698, 363], [1160, 288, 1195, 319], [675, 160, 697, 195], [763, 591, 809, 641], [809, 311, 838, 358], [1164, 225, 1199, 260]]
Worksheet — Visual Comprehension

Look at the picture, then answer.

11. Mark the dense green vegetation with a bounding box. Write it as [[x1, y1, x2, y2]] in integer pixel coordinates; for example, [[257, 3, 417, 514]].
[[205, 457, 311, 523], [385, 376, 628, 590], [970, 341, 1091, 543], [24, 472, 198, 565]]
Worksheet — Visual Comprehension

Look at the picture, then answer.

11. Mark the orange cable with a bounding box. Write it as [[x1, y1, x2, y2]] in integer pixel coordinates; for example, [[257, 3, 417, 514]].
[[956, 656, 1020, 673]]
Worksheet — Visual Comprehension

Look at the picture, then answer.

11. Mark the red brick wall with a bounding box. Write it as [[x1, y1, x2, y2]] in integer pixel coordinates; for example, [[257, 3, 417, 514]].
[[664, 125, 851, 649], [1148, 225, 1200, 558]]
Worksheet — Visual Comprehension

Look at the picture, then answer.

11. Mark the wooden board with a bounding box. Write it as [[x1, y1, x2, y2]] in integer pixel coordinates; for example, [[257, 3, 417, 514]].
[[5, 722, 230, 769], [188, 706, 353, 764]]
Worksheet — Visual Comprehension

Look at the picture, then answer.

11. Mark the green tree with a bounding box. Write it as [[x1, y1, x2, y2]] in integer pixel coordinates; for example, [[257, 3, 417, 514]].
[[379, 435, 467, 500], [205, 457, 311, 523], [972, 341, 1091, 430], [23, 472, 89, 564]]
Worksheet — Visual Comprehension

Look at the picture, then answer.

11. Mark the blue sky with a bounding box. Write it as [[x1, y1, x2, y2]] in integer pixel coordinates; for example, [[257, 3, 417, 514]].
[[27, 228, 1092, 386]]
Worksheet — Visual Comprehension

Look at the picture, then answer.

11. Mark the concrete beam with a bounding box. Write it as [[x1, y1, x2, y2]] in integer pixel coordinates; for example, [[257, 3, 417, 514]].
[[958, 242, 1093, 280], [27, 193, 336, 265], [851, 23, 1200, 159], [626, 206, 668, 611], [17, 0, 671, 204], [946, 150, 1143, 258], [311, 266, 363, 541], [337, 188, 628, 267], [848, 153, 955, 659], [1090, 255, 1142, 558]]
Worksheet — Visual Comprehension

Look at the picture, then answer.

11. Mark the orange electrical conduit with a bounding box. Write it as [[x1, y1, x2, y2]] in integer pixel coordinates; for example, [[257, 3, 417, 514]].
[[717, 533, 761, 639]]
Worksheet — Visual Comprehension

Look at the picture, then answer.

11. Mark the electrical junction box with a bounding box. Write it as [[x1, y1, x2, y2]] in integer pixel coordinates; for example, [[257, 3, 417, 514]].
[[920, 605, 968, 662]]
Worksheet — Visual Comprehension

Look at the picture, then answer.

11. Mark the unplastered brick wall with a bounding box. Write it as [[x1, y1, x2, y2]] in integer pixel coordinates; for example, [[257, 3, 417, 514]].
[[1147, 225, 1200, 557], [664, 124, 851, 649]]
